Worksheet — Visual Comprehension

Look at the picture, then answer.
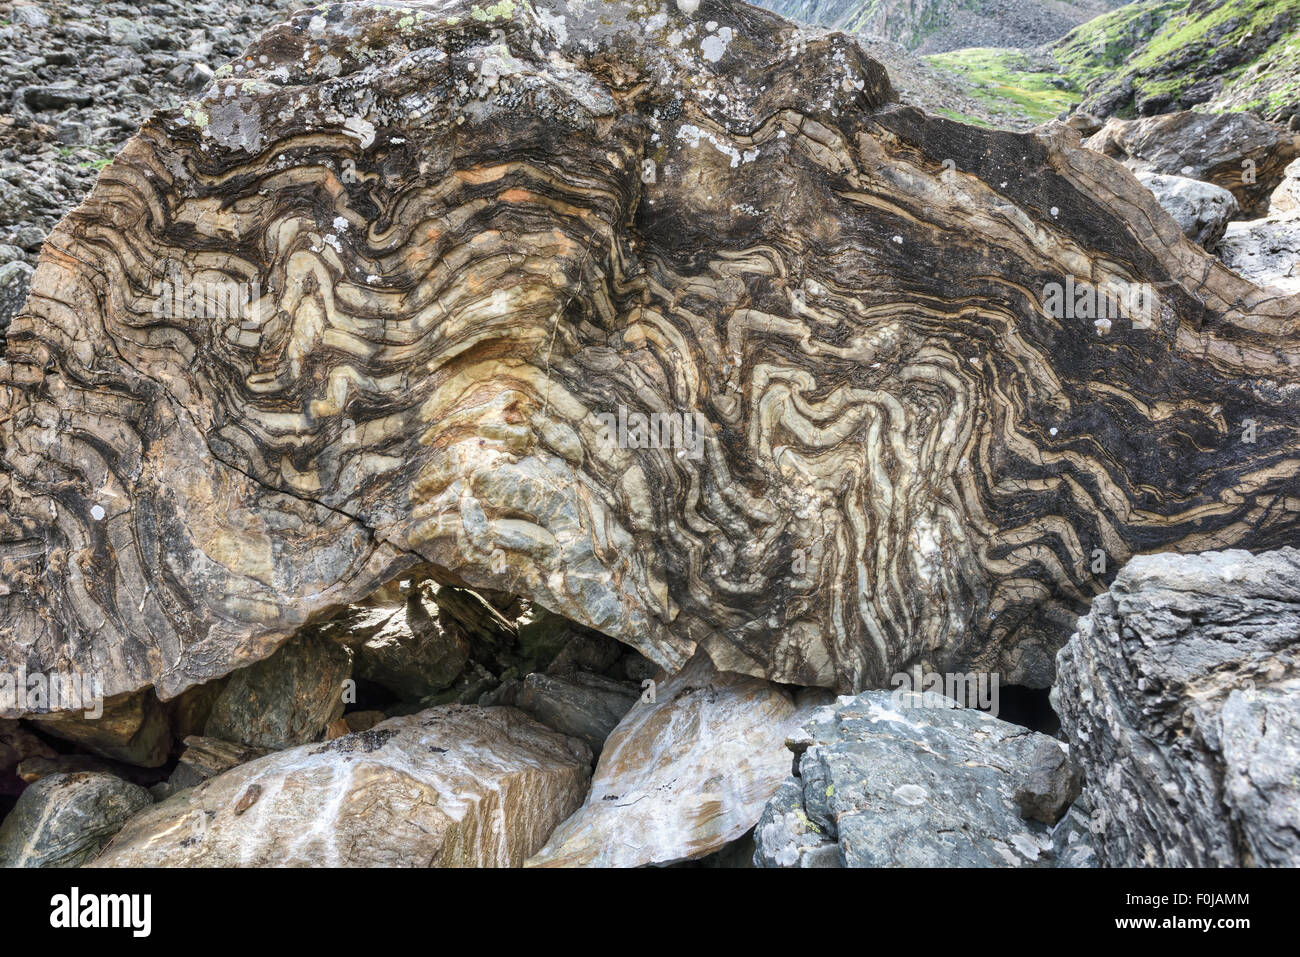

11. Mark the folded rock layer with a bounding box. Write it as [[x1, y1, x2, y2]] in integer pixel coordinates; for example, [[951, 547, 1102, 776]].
[[3, 0, 1300, 709]]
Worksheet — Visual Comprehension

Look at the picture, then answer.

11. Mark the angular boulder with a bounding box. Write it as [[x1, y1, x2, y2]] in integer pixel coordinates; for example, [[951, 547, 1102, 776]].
[[94, 705, 591, 867], [1086, 111, 1300, 216], [204, 629, 352, 750], [327, 592, 471, 702], [0, 771, 153, 867], [484, 670, 639, 756], [527, 654, 825, 867], [1217, 159, 1300, 293], [753, 691, 1088, 867], [1134, 171, 1237, 248], [1052, 548, 1300, 867]]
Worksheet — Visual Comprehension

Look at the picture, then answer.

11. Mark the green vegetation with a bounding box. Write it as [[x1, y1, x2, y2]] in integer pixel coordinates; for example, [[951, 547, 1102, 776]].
[[1053, 0, 1300, 118], [924, 47, 1082, 124]]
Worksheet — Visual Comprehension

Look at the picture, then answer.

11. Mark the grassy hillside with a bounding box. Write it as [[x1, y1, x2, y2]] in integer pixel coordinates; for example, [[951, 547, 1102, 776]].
[[1057, 0, 1300, 120], [924, 48, 1082, 125]]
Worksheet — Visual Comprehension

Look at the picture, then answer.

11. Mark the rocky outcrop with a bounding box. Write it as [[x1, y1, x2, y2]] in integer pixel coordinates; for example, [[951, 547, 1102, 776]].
[[1134, 172, 1237, 248], [753, 691, 1088, 867], [0, 770, 153, 867], [1052, 548, 1300, 867], [94, 705, 591, 867], [1085, 111, 1300, 217], [527, 654, 826, 867], [1067, 0, 1300, 127], [4, 0, 1300, 725], [755, 0, 1120, 54]]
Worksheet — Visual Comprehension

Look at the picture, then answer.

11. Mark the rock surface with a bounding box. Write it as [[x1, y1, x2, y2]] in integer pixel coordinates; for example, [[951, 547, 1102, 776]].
[[753, 691, 1087, 867], [29, 689, 171, 767], [327, 591, 471, 701], [0, 770, 153, 867], [94, 705, 591, 867], [484, 670, 639, 756], [1217, 159, 1300, 294], [1052, 548, 1300, 867], [1134, 171, 1237, 248], [165, 735, 271, 794], [756, 0, 1120, 54], [4, 0, 1300, 719], [204, 630, 352, 750], [0, 0, 305, 262], [0, 718, 57, 799], [1085, 111, 1300, 217], [527, 654, 824, 867]]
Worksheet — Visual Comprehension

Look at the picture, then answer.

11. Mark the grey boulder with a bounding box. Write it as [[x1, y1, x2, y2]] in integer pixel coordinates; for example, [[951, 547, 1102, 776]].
[[1052, 548, 1300, 867], [1135, 171, 1238, 248], [753, 691, 1089, 867], [0, 771, 153, 867]]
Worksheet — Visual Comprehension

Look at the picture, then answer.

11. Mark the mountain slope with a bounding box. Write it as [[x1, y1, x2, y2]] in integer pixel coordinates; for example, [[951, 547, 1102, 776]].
[[1058, 0, 1300, 122], [756, 0, 1122, 53]]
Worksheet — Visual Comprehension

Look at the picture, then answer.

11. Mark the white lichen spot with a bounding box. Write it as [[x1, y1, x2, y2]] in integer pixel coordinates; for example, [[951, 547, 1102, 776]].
[[700, 26, 733, 63]]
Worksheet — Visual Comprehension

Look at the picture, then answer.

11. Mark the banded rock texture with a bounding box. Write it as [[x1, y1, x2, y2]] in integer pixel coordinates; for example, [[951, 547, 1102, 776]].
[[3, 0, 1300, 712]]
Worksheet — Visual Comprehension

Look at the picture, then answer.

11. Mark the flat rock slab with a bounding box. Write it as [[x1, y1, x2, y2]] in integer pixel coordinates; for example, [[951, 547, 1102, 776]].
[[527, 653, 825, 867], [754, 691, 1086, 867], [1053, 548, 1300, 867], [93, 705, 591, 867]]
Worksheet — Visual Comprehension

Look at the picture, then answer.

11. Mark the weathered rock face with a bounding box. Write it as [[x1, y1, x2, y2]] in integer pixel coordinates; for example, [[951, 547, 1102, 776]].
[[1134, 171, 1237, 249], [4, 0, 1300, 715], [204, 629, 352, 750], [1085, 111, 1300, 216], [28, 689, 172, 767], [0, 770, 153, 867], [753, 691, 1088, 867], [0, 258, 33, 339], [1052, 548, 1300, 867], [95, 705, 591, 867], [527, 653, 824, 867], [484, 669, 639, 756], [1218, 159, 1300, 295]]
